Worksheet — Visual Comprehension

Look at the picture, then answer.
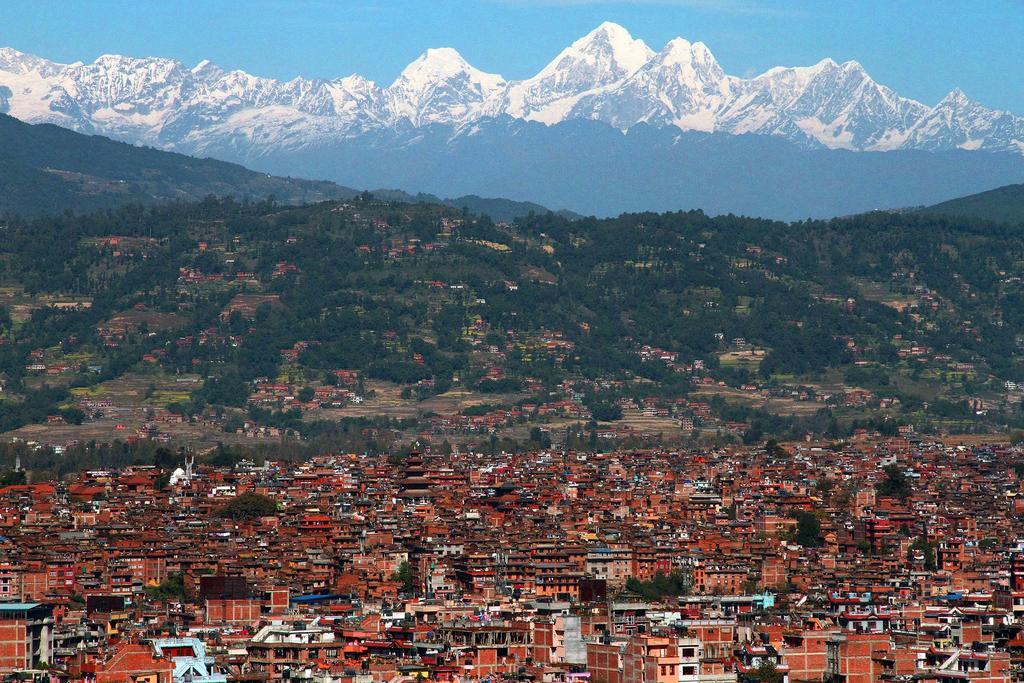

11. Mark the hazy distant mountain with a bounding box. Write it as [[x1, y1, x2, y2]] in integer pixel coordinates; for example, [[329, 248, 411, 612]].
[[922, 183, 1024, 225], [222, 118, 1024, 221], [0, 113, 574, 220]]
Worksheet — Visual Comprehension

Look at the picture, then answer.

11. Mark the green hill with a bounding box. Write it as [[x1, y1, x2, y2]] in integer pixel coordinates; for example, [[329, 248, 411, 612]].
[[419, 193, 582, 222], [922, 183, 1024, 225], [2, 195, 1024, 446], [357, 189, 580, 222], [0, 112, 358, 215]]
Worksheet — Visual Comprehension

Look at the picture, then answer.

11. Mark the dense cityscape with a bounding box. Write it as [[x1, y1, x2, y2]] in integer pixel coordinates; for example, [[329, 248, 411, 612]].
[[0, 434, 1021, 683]]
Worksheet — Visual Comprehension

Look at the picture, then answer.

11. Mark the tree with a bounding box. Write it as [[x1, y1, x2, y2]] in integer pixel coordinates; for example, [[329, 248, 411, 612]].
[[591, 402, 623, 421], [529, 427, 551, 449], [216, 492, 278, 519], [152, 447, 178, 470], [909, 535, 937, 571], [206, 443, 243, 467], [0, 470, 25, 486], [875, 464, 912, 500], [795, 511, 822, 548], [624, 571, 691, 601], [815, 478, 835, 497], [197, 372, 249, 407], [145, 573, 186, 601], [59, 407, 86, 425], [755, 661, 784, 683], [393, 561, 415, 594]]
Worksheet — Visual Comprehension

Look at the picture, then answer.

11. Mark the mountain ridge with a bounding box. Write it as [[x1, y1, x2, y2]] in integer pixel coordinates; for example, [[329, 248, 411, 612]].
[[0, 113, 576, 221], [1, 23, 1022, 158]]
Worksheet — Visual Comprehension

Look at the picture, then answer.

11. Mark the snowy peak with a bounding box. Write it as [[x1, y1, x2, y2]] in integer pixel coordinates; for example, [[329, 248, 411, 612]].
[[319, 75, 386, 125], [660, 38, 710, 67], [395, 47, 501, 86], [65, 54, 189, 103], [191, 59, 224, 80], [565, 21, 654, 77], [569, 33, 731, 131], [539, 21, 653, 87], [0, 48, 75, 123], [905, 88, 1024, 153], [715, 55, 930, 150], [387, 47, 504, 126], [488, 21, 654, 122], [0, 46, 64, 76], [937, 87, 974, 109], [331, 73, 379, 97], [646, 37, 726, 87]]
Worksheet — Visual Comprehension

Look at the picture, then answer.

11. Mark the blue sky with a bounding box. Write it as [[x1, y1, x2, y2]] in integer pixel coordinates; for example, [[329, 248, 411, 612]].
[[2, 0, 1022, 111]]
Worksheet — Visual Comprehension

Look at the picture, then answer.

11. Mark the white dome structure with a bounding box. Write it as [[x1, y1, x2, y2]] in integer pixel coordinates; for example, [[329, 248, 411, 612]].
[[169, 467, 186, 486]]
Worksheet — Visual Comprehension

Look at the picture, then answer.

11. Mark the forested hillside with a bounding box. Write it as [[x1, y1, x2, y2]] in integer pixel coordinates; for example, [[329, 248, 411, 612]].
[[0, 196, 1022, 452], [923, 183, 1024, 226]]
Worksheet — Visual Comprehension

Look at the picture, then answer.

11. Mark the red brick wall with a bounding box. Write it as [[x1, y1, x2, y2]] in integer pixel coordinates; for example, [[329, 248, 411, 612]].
[[837, 633, 889, 683], [782, 632, 830, 681], [0, 617, 27, 671], [205, 598, 262, 625], [532, 622, 553, 664], [267, 588, 290, 615], [587, 642, 623, 683]]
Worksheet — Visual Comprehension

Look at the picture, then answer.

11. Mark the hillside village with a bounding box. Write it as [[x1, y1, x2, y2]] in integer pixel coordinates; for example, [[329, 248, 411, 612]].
[[2, 197, 1024, 454]]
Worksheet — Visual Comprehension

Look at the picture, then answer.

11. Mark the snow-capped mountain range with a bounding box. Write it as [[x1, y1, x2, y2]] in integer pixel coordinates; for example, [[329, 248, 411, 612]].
[[1, 21, 1022, 158]]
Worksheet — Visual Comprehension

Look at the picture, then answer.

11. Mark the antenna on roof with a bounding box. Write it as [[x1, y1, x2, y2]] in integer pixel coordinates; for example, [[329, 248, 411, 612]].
[[179, 445, 195, 486]]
